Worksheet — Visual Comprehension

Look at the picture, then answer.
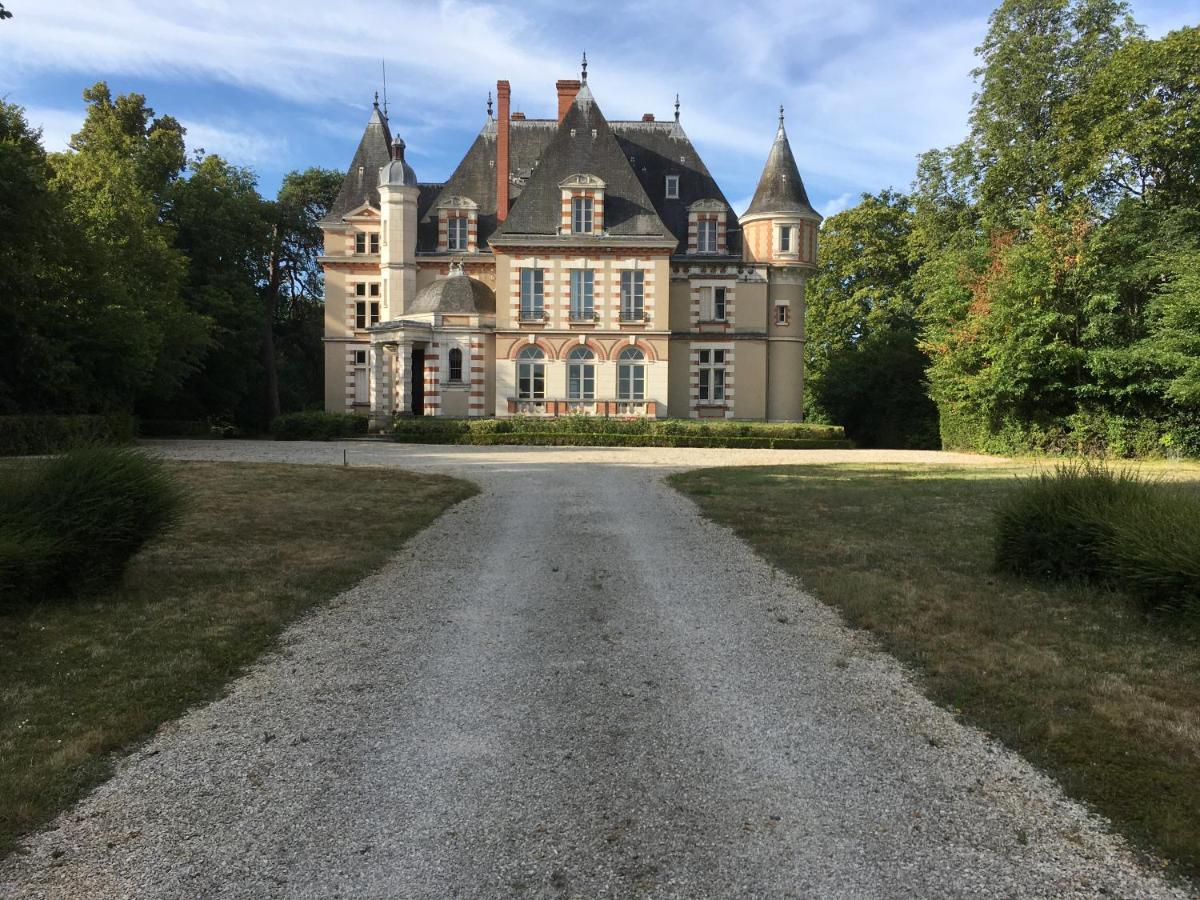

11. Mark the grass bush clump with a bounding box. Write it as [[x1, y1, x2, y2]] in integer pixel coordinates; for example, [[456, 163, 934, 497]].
[[270, 411, 368, 441], [994, 461, 1200, 617], [0, 414, 136, 456], [0, 447, 185, 608]]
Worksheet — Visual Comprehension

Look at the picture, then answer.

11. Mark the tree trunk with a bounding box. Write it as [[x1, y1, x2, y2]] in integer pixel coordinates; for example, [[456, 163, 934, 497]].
[[263, 225, 282, 424]]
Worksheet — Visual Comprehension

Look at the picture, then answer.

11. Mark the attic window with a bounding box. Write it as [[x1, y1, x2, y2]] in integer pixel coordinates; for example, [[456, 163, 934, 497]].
[[572, 197, 594, 234], [358, 166, 364, 176], [665, 175, 679, 199]]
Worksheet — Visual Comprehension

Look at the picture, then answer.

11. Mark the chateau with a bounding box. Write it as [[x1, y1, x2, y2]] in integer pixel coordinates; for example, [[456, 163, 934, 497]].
[[320, 59, 821, 423]]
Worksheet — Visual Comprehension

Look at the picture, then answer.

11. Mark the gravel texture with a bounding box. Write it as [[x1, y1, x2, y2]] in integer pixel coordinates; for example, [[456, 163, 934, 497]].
[[1, 441, 1186, 898]]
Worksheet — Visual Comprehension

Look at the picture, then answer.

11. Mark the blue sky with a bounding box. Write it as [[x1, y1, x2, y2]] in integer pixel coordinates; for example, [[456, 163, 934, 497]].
[[3, 0, 1197, 217]]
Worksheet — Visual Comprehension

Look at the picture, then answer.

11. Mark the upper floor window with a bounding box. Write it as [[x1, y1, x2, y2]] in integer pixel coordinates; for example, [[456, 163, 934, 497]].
[[699, 286, 727, 322], [370, 233, 380, 254], [697, 349, 727, 403], [354, 301, 380, 329], [370, 283, 380, 297], [355, 232, 380, 254], [355, 283, 367, 297], [520, 268, 545, 322], [775, 305, 789, 326], [620, 270, 644, 321], [617, 347, 645, 401], [665, 175, 679, 199], [448, 216, 468, 251], [567, 346, 596, 400], [572, 197, 594, 234], [779, 225, 792, 253], [516, 346, 545, 399], [697, 219, 718, 253], [569, 270, 594, 321], [448, 347, 463, 382]]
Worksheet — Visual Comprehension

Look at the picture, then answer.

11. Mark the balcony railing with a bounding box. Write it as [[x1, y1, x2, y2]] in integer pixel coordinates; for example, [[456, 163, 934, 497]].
[[507, 398, 653, 418], [568, 310, 599, 323], [519, 309, 549, 323], [619, 308, 648, 323]]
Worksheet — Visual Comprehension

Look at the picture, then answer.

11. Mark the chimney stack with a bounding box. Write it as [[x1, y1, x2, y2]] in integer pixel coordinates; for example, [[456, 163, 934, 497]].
[[556, 79, 581, 122], [511, 112, 526, 120], [641, 113, 655, 122], [496, 80, 511, 223]]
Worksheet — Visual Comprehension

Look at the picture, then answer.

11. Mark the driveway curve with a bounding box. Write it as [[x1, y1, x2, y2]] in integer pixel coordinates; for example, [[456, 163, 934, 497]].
[[0, 441, 1184, 898]]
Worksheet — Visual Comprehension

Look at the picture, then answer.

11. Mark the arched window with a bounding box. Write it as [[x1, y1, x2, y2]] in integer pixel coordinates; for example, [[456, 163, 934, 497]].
[[567, 346, 595, 400], [617, 347, 645, 401], [517, 346, 545, 399], [448, 347, 463, 382]]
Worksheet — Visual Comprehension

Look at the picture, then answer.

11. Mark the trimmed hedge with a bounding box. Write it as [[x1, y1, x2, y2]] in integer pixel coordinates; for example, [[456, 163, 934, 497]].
[[0, 447, 185, 608], [994, 462, 1200, 621], [271, 411, 369, 441], [0, 414, 136, 457], [390, 416, 850, 449]]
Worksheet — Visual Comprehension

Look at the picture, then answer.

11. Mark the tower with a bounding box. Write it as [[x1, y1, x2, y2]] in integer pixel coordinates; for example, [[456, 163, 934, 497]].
[[378, 136, 419, 317], [739, 106, 822, 421]]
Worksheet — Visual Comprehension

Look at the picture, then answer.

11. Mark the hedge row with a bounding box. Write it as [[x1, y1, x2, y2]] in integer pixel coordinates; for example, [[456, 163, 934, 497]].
[[0, 414, 136, 457], [270, 411, 370, 441], [0, 447, 185, 609], [392, 430, 851, 450], [138, 418, 241, 439], [392, 415, 847, 442]]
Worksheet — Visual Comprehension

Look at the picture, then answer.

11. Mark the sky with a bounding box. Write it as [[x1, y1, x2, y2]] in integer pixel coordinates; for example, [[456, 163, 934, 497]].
[[2, 0, 1197, 218]]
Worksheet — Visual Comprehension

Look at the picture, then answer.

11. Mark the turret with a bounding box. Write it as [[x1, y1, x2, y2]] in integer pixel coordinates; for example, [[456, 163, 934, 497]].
[[739, 106, 821, 267], [379, 135, 419, 317]]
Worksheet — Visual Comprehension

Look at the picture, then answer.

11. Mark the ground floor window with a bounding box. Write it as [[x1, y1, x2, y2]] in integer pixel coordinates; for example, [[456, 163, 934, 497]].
[[448, 347, 463, 382], [517, 346, 545, 399], [617, 347, 645, 400], [567, 346, 595, 399], [698, 349, 726, 402]]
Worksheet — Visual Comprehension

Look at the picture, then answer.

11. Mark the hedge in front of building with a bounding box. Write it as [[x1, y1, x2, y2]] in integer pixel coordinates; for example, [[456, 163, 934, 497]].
[[0, 414, 136, 457], [270, 412, 370, 441]]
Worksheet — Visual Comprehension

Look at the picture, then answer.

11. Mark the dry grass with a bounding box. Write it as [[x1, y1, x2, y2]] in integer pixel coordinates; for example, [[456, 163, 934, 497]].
[[0, 460, 476, 858], [670, 462, 1200, 881]]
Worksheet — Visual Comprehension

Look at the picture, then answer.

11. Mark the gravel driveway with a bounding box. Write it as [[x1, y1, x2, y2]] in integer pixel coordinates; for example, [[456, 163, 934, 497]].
[[1, 441, 1185, 898]]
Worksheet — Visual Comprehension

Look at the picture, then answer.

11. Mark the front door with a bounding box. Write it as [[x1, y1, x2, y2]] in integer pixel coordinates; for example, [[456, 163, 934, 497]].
[[411, 346, 425, 416]]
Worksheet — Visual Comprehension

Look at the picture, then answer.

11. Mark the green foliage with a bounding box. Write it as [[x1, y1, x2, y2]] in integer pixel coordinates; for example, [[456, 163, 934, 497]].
[[0, 414, 136, 456], [270, 411, 369, 441], [994, 462, 1200, 617], [0, 448, 185, 607], [391, 416, 849, 449]]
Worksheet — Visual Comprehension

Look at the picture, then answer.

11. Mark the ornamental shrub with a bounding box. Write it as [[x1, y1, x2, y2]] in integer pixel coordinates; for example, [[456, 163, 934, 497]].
[[0, 447, 185, 608], [0, 414, 136, 457], [270, 412, 369, 441]]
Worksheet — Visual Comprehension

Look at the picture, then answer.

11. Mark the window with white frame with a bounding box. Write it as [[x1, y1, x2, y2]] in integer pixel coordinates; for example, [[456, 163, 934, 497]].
[[448, 216, 468, 251], [665, 175, 679, 199], [778, 225, 792, 253], [519, 268, 545, 321], [567, 346, 595, 400], [354, 350, 367, 365], [369, 283, 380, 297], [569, 269, 594, 321], [355, 283, 367, 297], [355, 232, 367, 254], [775, 305, 789, 326], [617, 347, 645, 400], [620, 270, 644, 321], [571, 196, 594, 234], [448, 347, 463, 382], [369, 232, 380, 254], [697, 219, 718, 253], [697, 349, 727, 403], [355, 301, 367, 329], [516, 346, 545, 399], [699, 286, 727, 322]]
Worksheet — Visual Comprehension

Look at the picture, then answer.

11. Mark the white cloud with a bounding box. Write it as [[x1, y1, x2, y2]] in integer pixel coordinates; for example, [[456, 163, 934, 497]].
[[821, 192, 856, 218], [20, 105, 83, 151]]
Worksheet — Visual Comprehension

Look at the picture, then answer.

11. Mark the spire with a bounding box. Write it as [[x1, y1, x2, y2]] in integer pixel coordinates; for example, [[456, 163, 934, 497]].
[[487, 91, 493, 118], [674, 93, 680, 123], [743, 107, 819, 220], [581, 51, 588, 84], [373, 91, 380, 110]]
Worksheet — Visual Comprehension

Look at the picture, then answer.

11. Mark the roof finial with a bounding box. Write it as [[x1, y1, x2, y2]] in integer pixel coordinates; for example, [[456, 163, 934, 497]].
[[674, 93, 680, 122], [373, 91, 379, 109], [487, 91, 493, 118], [581, 51, 588, 84], [779, 103, 785, 127]]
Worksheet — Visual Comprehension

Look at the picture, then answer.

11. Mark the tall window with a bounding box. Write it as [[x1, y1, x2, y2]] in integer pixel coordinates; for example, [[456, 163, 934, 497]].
[[369, 232, 380, 254], [779, 225, 792, 253], [520, 268, 544, 321], [355, 301, 367, 329], [567, 346, 595, 400], [516, 346, 545, 399], [569, 269, 594, 321], [448, 216, 468, 251], [617, 347, 645, 401], [697, 219, 717, 253], [370, 301, 380, 325], [665, 175, 679, 199], [355, 233, 367, 254], [620, 270, 644, 321], [775, 305, 789, 326], [699, 286, 727, 322], [448, 347, 463, 382], [571, 196, 594, 233], [698, 349, 727, 403]]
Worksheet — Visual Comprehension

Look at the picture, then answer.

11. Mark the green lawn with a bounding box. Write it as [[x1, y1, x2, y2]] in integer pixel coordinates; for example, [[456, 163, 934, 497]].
[[671, 462, 1200, 881], [0, 460, 476, 858]]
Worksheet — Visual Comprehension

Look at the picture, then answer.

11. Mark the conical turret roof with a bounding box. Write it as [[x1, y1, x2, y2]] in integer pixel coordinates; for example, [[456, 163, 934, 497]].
[[744, 112, 819, 219], [326, 99, 394, 221]]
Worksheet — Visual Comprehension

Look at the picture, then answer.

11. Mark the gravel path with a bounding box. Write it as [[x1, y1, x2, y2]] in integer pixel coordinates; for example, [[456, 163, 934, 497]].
[[1, 442, 1185, 898]]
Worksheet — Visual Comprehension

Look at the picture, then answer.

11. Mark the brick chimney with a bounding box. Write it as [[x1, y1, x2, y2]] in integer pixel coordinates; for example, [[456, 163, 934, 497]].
[[496, 80, 510, 223], [556, 79, 581, 122], [511, 112, 526, 120], [641, 113, 655, 122]]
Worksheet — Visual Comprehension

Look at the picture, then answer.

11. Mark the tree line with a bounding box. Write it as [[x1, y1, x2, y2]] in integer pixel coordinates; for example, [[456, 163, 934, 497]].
[[0, 83, 342, 429], [805, 0, 1199, 456]]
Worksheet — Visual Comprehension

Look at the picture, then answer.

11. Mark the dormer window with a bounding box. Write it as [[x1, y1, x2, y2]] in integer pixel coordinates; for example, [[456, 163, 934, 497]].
[[369, 233, 380, 254], [435, 196, 479, 253], [448, 216, 468, 250], [688, 199, 727, 255], [355, 232, 379, 254], [697, 220, 718, 253], [572, 197, 594, 234], [665, 175, 679, 199]]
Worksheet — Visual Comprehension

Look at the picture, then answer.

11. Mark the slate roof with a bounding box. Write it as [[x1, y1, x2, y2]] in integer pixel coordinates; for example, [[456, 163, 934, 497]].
[[744, 118, 819, 219], [407, 272, 496, 316], [492, 86, 672, 241], [326, 102, 392, 222]]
